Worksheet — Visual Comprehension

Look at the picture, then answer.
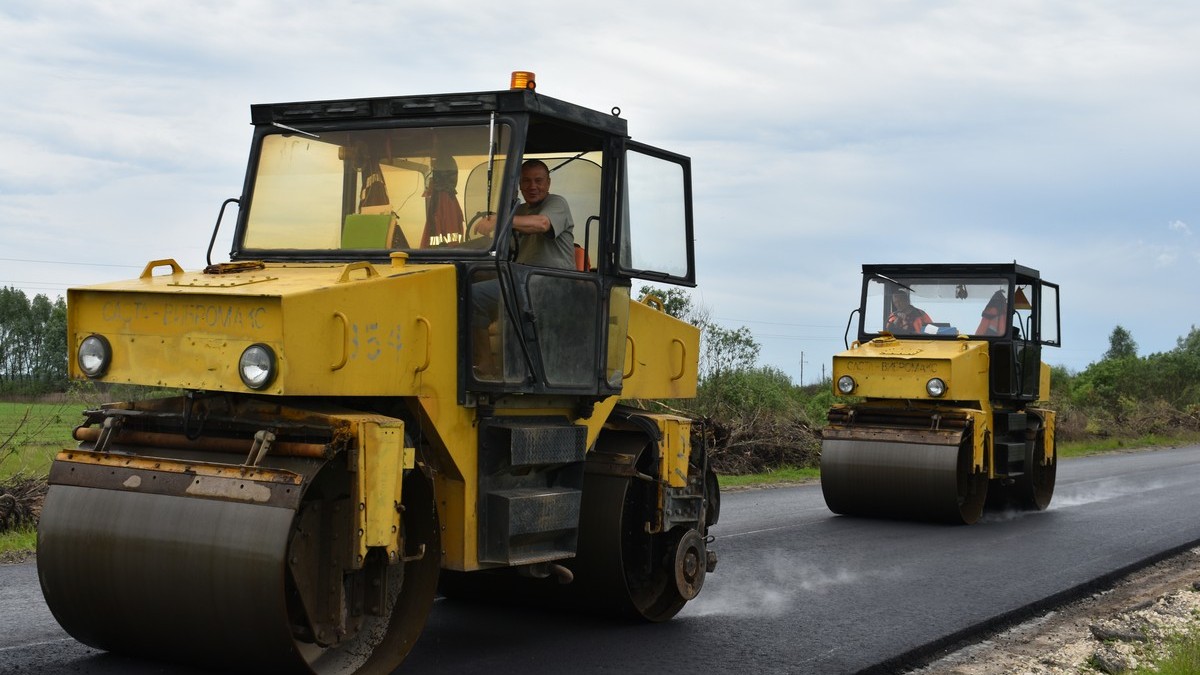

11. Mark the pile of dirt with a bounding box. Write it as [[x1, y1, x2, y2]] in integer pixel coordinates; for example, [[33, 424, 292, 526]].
[[909, 546, 1200, 674]]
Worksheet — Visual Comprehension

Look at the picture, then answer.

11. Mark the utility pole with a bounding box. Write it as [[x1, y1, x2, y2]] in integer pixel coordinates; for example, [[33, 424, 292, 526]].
[[799, 351, 806, 387]]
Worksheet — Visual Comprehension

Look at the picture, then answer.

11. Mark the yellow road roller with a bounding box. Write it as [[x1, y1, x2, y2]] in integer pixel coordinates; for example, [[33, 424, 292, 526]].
[[37, 72, 718, 674], [821, 263, 1061, 524]]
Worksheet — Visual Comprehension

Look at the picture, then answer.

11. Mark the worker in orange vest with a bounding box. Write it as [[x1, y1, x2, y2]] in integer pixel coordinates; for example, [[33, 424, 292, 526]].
[[886, 290, 933, 334], [975, 290, 1008, 336]]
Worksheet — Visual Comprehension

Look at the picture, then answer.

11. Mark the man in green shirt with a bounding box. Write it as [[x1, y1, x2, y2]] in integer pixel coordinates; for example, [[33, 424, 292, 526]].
[[473, 159, 575, 268], [470, 159, 577, 377]]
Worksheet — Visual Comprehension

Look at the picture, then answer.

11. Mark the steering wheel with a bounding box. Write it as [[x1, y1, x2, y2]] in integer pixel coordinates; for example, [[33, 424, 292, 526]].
[[466, 211, 496, 240]]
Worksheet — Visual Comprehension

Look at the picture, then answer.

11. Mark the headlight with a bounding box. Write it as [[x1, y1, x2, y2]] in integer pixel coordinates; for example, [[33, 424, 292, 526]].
[[239, 344, 277, 390], [836, 375, 856, 394], [926, 378, 947, 398], [77, 334, 112, 378]]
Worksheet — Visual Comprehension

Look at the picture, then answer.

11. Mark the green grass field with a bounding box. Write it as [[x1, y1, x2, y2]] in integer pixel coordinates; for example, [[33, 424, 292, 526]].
[[0, 401, 83, 480]]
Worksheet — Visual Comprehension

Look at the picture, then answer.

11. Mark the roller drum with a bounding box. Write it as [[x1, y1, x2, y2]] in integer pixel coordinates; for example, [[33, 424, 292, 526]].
[[36, 446, 441, 675], [38, 485, 308, 672], [821, 437, 987, 525]]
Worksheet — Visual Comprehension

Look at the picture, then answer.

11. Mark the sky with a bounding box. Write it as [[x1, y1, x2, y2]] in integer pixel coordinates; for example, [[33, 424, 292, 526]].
[[2, 0, 1198, 383]]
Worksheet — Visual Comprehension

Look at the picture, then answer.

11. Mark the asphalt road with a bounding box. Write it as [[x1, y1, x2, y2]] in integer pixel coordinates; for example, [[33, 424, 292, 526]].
[[3, 444, 1199, 674]]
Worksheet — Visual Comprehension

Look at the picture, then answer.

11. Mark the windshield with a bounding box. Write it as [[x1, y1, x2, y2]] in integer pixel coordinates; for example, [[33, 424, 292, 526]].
[[243, 123, 511, 254], [864, 275, 1035, 339]]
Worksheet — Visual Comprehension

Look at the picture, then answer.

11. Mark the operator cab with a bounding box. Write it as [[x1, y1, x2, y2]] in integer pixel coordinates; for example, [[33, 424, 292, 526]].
[[851, 263, 1061, 401], [227, 72, 694, 401]]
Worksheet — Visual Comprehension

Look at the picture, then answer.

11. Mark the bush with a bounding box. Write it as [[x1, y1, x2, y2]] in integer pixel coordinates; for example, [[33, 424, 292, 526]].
[[0, 473, 46, 534], [687, 367, 825, 474]]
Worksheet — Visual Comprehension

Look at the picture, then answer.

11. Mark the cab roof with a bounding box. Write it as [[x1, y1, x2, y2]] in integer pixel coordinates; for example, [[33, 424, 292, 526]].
[[862, 262, 1042, 280], [249, 89, 629, 141]]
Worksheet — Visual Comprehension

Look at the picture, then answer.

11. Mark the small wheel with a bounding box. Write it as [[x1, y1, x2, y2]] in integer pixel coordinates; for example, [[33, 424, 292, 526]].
[[671, 528, 707, 601]]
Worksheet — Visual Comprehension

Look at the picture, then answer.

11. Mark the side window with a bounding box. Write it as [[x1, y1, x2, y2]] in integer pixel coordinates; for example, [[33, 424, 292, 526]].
[[618, 143, 695, 285]]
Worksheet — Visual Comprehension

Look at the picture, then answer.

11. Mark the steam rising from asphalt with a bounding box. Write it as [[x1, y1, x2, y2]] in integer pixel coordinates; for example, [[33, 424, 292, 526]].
[[1051, 479, 1167, 508], [981, 478, 1169, 523], [682, 553, 859, 618]]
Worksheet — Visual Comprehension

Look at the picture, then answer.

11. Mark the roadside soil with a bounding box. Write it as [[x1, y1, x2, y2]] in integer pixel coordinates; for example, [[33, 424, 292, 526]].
[[0, 548, 33, 564], [908, 545, 1200, 674]]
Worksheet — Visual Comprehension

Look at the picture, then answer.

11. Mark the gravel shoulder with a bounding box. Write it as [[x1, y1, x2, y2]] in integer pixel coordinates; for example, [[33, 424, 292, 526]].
[[908, 545, 1200, 674]]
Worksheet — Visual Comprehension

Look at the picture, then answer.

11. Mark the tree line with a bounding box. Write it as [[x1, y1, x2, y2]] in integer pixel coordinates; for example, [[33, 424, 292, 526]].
[[0, 288, 67, 396], [1052, 323, 1200, 440]]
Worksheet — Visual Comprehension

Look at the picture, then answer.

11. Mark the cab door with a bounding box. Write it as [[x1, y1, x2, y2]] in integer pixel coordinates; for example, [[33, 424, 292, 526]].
[[615, 142, 696, 286]]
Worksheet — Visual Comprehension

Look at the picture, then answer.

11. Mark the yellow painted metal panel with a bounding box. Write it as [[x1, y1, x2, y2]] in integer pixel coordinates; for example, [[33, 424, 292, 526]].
[[1030, 407, 1056, 464], [68, 262, 458, 397], [621, 300, 699, 400], [68, 288, 284, 389], [832, 337, 990, 403], [359, 420, 404, 555], [654, 415, 692, 488]]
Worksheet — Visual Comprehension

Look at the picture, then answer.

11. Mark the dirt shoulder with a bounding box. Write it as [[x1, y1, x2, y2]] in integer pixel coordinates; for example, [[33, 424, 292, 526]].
[[908, 545, 1200, 674]]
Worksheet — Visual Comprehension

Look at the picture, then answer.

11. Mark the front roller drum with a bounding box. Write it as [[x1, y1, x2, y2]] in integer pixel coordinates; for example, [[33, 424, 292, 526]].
[[821, 436, 988, 525], [37, 458, 440, 674]]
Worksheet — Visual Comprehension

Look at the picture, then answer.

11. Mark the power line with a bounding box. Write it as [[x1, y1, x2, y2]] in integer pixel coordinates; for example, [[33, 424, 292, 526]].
[[0, 257, 141, 268], [715, 316, 840, 329], [0, 279, 74, 286], [755, 333, 840, 341]]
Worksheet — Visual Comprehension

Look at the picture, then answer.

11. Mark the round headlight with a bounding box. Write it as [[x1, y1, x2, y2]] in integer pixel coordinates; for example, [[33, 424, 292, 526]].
[[926, 377, 947, 398], [77, 334, 112, 378], [239, 344, 277, 390], [836, 375, 856, 395]]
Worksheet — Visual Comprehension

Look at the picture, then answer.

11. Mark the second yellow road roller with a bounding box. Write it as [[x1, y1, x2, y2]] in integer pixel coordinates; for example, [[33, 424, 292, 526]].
[[36, 72, 718, 673], [821, 262, 1061, 524]]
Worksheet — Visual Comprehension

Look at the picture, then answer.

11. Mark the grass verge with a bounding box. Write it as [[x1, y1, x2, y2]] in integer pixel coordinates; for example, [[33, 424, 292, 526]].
[[0, 400, 80, 480], [718, 464, 820, 489], [1058, 432, 1200, 460], [0, 525, 37, 563], [1136, 627, 1200, 675]]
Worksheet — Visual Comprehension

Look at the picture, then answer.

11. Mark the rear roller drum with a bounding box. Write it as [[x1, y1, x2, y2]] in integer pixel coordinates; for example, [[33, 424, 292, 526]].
[[569, 443, 708, 622], [989, 426, 1056, 512], [438, 438, 712, 621]]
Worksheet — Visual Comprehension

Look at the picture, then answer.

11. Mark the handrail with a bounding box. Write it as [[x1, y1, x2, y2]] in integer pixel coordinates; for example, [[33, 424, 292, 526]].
[[331, 312, 349, 370]]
